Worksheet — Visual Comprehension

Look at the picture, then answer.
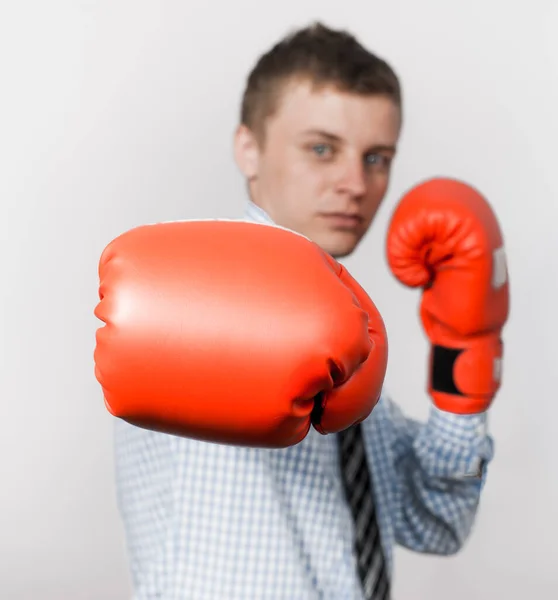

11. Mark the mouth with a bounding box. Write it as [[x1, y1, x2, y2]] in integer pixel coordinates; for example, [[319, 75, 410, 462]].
[[318, 213, 364, 230]]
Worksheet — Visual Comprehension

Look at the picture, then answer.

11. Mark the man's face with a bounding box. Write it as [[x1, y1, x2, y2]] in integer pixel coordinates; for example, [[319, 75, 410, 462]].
[[234, 79, 402, 257]]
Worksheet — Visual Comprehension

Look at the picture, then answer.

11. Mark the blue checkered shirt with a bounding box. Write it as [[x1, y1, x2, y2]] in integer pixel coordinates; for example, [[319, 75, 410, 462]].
[[114, 202, 495, 599]]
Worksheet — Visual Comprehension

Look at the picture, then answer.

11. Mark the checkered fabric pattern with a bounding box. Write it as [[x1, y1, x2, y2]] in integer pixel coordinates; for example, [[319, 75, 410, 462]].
[[113, 202, 494, 599]]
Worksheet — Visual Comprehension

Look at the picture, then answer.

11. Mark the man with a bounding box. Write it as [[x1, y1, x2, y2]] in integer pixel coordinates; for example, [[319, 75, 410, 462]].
[[113, 22, 499, 599]]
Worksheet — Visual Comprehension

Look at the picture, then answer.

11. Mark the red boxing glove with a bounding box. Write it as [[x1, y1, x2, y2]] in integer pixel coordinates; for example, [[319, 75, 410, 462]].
[[94, 220, 388, 448], [386, 177, 510, 414]]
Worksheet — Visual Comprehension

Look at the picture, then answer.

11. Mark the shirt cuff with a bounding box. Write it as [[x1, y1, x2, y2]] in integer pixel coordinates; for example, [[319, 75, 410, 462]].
[[426, 405, 489, 444], [414, 405, 494, 481]]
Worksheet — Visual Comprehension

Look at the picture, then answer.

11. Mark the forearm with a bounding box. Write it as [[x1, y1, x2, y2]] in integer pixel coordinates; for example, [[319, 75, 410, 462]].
[[392, 405, 494, 555]]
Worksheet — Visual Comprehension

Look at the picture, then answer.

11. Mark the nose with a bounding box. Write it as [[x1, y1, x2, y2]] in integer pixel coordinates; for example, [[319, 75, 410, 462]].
[[336, 157, 367, 198]]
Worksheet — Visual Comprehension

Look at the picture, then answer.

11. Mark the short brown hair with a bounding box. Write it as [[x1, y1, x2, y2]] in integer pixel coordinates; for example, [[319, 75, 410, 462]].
[[240, 22, 402, 140]]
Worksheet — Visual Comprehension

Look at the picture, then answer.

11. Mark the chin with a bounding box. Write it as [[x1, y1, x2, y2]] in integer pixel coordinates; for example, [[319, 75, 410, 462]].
[[328, 246, 357, 259], [320, 233, 361, 258]]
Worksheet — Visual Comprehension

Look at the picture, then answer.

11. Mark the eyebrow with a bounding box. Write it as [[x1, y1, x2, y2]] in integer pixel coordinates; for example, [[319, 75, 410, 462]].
[[300, 129, 397, 154]]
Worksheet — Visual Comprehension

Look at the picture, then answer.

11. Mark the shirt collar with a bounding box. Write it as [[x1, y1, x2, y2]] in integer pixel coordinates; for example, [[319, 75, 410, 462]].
[[243, 201, 275, 225]]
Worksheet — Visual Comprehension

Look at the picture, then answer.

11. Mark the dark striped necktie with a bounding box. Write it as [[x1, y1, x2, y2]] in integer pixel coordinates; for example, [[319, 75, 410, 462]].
[[338, 423, 391, 600]]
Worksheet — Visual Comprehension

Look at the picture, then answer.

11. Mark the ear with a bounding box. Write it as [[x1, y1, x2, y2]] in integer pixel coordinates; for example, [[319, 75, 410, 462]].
[[234, 124, 260, 179]]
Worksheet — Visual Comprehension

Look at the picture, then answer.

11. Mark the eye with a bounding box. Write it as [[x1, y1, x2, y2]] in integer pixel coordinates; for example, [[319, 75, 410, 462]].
[[365, 153, 391, 169], [312, 143, 333, 158]]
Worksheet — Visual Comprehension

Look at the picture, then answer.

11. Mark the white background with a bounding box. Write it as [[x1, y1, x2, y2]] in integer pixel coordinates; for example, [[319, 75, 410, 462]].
[[1, 1, 556, 598]]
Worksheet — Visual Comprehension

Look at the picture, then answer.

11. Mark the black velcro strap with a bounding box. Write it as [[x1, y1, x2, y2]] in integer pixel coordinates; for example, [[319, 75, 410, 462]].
[[431, 345, 464, 396]]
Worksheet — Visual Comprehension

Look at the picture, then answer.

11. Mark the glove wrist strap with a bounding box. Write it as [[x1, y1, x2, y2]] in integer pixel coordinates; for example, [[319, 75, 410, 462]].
[[428, 336, 503, 414]]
